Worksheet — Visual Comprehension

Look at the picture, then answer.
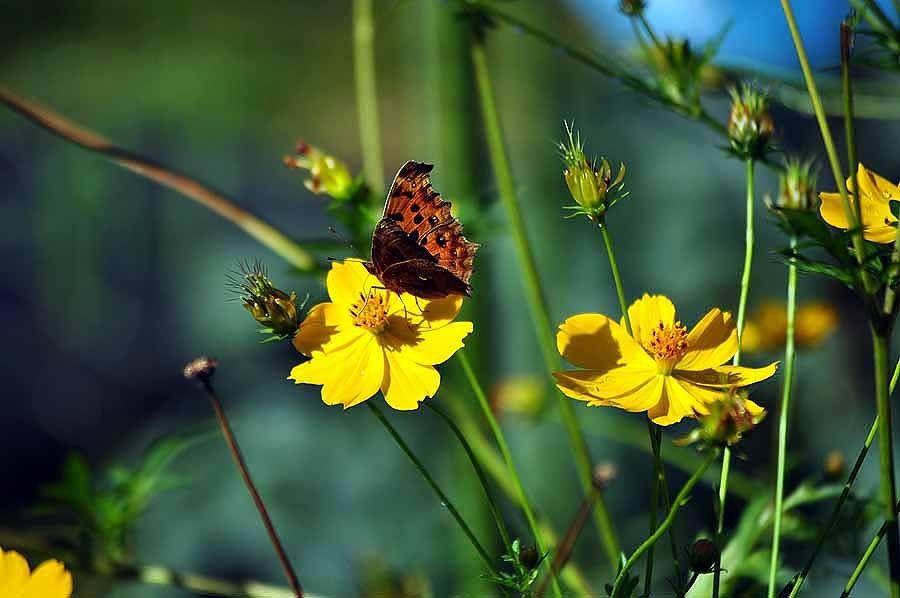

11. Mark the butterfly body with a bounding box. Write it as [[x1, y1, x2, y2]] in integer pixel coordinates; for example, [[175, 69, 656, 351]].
[[365, 161, 479, 299]]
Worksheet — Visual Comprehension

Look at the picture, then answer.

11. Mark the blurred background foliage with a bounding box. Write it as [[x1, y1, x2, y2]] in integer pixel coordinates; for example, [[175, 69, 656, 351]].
[[2, 0, 900, 595]]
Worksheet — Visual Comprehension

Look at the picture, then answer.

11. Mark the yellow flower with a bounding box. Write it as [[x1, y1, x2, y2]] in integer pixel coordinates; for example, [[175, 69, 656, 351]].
[[742, 300, 838, 353], [289, 261, 473, 410], [819, 163, 900, 244], [553, 294, 777, 426], [0, 548, 72, 598]]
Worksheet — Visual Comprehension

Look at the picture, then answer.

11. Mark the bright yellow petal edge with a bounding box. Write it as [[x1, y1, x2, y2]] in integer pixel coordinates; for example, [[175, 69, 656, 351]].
[[0, 547, 73, 598], [554, 294, 778, 426], [288, 261, 473, 411], [819, 163, 900, 244]]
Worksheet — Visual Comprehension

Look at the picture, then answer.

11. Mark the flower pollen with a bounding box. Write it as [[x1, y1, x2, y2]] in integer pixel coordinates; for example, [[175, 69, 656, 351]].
[[350, 290, 390, 332], [647, 320, 689, 372]]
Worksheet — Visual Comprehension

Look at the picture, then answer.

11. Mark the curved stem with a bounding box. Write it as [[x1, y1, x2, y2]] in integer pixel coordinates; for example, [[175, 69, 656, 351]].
[[456, 351, 560, 596], [611, 450, 720, 597], [470, 33, 620, 570], [426, 401, 514, 556], [197, 379, 304, 597], [367, 402, 497, 575], [872, 331, 900, 596], [0, 87, 317, 272], [353, 0, 384, 194], [768, 236, 798, 598]]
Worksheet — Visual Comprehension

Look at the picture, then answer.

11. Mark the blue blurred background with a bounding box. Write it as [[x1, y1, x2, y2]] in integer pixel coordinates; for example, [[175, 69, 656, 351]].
[[2, 0, 900, 595]]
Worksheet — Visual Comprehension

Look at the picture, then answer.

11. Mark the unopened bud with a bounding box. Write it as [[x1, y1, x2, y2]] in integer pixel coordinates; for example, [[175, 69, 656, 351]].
[[228, 261, 301, 339], [618, 0, 647, 16], [520, 545, 540, 570], [284, 140, 355, 199], [775, 157, 818, 212], [678, 390, 766, 447], [592, 462, 618, 490], [558, 122, 627, 220], [183, 356, 218, 381], [728, 83, 774, 160], [824, 450, 846, 481], [689, 538, 718, 574]]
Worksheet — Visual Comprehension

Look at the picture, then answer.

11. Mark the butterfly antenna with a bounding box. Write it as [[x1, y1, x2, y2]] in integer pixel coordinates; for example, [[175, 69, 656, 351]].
[[328, 226, 356, 250]]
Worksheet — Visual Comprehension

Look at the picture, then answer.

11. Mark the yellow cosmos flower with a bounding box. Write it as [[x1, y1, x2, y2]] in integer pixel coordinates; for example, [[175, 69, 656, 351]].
[[819, 163, 900, 243], [553, 294, 778, 425], [289, 261, 473, 410], [741, 300, 838, 354], [0, 548, 72, 598]]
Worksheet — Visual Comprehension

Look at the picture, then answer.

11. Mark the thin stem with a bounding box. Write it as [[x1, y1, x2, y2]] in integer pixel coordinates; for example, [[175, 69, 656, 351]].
[[534, 490, 598, 598], [198, 378, 304, 598], [0, 87, 316, 272], [598, 223, 668, 593], [366, 401, 497, 575], [779, 0, 873, 293], [611, 450, 720, 597], [470, 33, 620, 569], [456, 351, 560, 597], [842, 20, 864, 243], [113, 563, 304, 598], [768, 236, 798, 598], [843, 493, 900, 596], [353, 0, 384, 194], [426, 401, 514, 556], [872, 331, 900, 596], [714, 158, 755, 597]]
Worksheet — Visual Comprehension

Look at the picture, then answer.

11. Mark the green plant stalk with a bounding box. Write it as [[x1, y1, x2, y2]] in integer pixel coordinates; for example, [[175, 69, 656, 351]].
[[367, 402, 497, 575], [598, 223, 671, 592], [713, 158, 755, 597], [872, 330, 900, 597], [426, 401, 514, 557], [456, 351, 561, 597], [611, 449, 720, 597], [470, 34, 621, 569], [353, 0, 384, 194], [841, 22, 864, 242], [779, 0, 873, 294], [768, 236, 798, 598]]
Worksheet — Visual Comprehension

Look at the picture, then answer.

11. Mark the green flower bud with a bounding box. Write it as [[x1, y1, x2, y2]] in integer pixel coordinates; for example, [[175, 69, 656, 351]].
[[558, 122, 627, 220], [689, 538, 718, 574], [776, 157, 818, 212], [228, 261, 301, 339], [618, 0, 647, 16], [284, 140, 355, 199], [727, 83, 774, 160]]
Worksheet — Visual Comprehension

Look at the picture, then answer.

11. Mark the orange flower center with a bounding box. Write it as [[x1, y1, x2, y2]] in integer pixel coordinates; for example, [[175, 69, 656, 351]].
[[350, 290, 390, 332], [647, 321, 689, 373]]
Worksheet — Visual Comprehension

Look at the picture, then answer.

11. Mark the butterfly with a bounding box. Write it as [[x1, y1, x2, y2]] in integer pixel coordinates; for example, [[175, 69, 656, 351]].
[[364, 161, 479, 300]]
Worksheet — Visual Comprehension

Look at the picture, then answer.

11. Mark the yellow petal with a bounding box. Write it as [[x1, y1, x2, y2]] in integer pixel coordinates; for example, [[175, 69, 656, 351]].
[[818, 191, 851, 230], [674, 362, 778, 388], [289, 331, 384, 408], [326, 260, 378, 306], [398, 293, 464, 326], [24, 560, 72, 598], [648, 377, 704, 426], [292, 302, 354, 356], [553, 370, 607, 404], [857, 163, 900, 204], [677, 308, 737, 370], [820, 166, 898, 244], [0, 548, 30, 597], [556, 313, 632, 372], [743, 396, 766, 417], [627, 294, 676, 348], [602, 372, 663, 413], [384, 320, 473, 365], [381, 349, 440, 410]]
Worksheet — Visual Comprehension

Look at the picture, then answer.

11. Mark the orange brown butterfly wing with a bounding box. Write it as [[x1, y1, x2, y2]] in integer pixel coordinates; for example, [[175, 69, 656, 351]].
[[381, 161, 479, 285]]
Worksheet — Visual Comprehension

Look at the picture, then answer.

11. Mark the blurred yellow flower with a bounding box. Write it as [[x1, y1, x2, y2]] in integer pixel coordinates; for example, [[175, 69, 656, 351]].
[[0, 547, 72, 598], [553, 294, 777, 425], [819, 163, 900, 244], [741, 300, 838, 354], [289, 261, 473, 410]]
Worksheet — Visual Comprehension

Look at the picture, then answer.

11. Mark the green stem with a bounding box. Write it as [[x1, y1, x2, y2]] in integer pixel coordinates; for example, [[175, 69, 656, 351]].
[[599, 223, 671, 592], [611, 450, 720, 597], [872, 330, 900, 597], [779, 0, 873, 294], [841, 21, 864, 242], [713, 158, 755, 597], [768, 236, 798, 598], [456, 351, 561, 597], [470, 32, 620, 569], [426, 401, 514, 557], [353, 0, 384, 194], [367, 402, 496, 575]]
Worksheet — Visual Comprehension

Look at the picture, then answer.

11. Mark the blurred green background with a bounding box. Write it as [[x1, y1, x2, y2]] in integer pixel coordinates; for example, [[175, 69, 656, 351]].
[[2, 0, 900, 595]]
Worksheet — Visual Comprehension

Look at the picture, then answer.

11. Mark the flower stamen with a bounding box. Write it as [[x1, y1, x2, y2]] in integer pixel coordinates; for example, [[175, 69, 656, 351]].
[[647, 321, 689, 373], [350, 289, 390, 332]]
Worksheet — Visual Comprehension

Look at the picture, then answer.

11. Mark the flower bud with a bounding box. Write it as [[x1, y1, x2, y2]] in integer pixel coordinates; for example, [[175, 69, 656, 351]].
[[183, 356, 218, 381], [727, 83, 774, 160], [592, 462, 618, 490], [558, 123, 627, 220], [775, 158, 818, 212], [228, 261, 301, 339], [678, 390, 766, 447], [824, 450, 846, 481], [283, 140, 355, 199], [618, 0, 647, 16], [689, 538, 718, 574], [519, 545, 541, 570]]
